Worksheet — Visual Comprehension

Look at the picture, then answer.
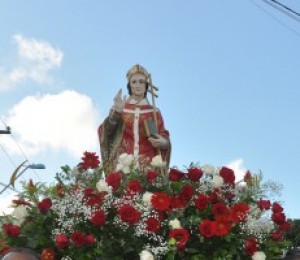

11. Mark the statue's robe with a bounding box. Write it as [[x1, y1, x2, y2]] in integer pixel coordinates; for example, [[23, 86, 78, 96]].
[[98, 100, 171, 173]]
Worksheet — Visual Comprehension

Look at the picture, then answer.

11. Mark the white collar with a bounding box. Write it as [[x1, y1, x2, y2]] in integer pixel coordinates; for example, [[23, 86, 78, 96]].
[[128, 98, 149, 105]]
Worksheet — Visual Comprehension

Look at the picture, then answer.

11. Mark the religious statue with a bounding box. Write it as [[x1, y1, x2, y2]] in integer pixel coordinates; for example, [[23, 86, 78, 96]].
[[98, 64, 171, 172]]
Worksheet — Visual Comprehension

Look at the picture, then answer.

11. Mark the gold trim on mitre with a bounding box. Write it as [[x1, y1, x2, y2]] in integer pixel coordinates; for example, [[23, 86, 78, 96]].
[[126, 64, 149, 81]]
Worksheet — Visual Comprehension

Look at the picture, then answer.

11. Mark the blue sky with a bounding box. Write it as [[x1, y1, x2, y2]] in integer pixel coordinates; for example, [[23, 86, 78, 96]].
[[0, 0, 299, 218]]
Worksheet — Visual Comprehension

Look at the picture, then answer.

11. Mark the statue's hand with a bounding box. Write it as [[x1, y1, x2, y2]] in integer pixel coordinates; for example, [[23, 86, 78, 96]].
[[148, 134, 169, 149], [113, 89, 127, 113]]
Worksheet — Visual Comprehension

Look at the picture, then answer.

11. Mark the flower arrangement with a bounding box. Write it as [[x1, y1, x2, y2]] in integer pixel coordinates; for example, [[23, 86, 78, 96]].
[[0, 152, 291, 260]]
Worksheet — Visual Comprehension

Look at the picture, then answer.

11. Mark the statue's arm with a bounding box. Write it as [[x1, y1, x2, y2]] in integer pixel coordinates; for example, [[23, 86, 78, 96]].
[[103, 109, 122, 135]]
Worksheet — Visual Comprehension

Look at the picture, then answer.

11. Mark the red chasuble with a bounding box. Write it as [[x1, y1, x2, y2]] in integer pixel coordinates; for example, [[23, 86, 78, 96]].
[[98, 101, 171, 173]]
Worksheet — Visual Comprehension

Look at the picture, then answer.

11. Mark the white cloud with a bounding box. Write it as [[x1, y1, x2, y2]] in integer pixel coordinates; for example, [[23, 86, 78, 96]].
[[0, 34, 63, 91], [226, 158, 247, 182], [0, 193, 17, 216], [0, 90, 101, 158]]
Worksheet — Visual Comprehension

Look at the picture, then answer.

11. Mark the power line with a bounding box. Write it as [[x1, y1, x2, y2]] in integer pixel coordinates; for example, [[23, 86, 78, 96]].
[[0, 116, 42, 182], [261, 0, 300, 23], [0, 143, 17, 168], [0, 118, 17, 168], [249, 0, 300, 38], [269, 0, 300, 17]]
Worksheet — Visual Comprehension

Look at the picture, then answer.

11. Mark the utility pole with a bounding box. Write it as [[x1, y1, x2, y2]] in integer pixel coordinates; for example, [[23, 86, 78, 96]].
[[0, 126, 11, 134]]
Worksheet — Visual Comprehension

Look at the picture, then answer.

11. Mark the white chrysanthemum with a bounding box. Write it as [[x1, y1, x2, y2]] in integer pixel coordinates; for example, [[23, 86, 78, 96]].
[[150, 155, 166, 168], [252, 251, 266, 260], [142, 192, 153, 205], [201, 164, 215, 175], [12, 205, 27, 225], [96, 179, 112, 194], [70, 166, 82, 176], [139, 250, 154, 260], [211, 174, 224, 188], [116, 153, 134, 174], [169, 218, 181, 229]]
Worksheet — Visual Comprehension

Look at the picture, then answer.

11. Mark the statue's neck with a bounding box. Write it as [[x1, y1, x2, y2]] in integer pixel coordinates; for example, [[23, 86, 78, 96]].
[[128, 97, 148, 105]]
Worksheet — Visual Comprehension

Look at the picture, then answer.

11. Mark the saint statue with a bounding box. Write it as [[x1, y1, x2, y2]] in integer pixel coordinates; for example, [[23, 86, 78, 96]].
[[98, 64, 171, 172]]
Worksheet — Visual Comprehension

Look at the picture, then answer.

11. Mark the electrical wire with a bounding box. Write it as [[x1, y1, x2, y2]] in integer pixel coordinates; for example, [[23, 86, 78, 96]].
[[0, 143, 17, 168], [0, 116, 42, 182], [249, 0, 300, 38], [261, 0, 300, 23], [0, 117, 18, 168], [269, 0, 300, 17]]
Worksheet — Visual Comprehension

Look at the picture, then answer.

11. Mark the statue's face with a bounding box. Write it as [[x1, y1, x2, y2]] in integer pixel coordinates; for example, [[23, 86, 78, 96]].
[[129, 73, 147, 99]]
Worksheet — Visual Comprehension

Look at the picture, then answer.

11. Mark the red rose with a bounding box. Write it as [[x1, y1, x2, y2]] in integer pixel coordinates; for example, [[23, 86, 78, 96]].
[[106, 172, 122, 191], [41, 248, 55, 260], [224, 191, 235, 200], [209, 188, 222, 203], [170, 195, 188, 209], [272, 202, 283, 213], [151, 192, 170, 211], [70, 230, 86, 248], [168, 168, 184, 181], [169, 228, 190, 250], [147, 170, 159, 183], [219, 167, 235, 185], [187, 167, 203, 181], [80, 151, 100, 170], [272, 212, 286, 225], [84, 188, 104, 206], [212, 202, 230, 217], [117, 204, 141, 225], [90, 210, 106, 227], [244, 237, 258, 256], [257, 199, 271, 210], [55, 233, 69, 249], [38, 198, 52, 214], [194, 194, 210, 212], [230, 202, 249, 222], [3, 223, 21, 237], [127, 180, 143, 194], [180, 184, 194, 200], [145, 217, 161, 233], [199, 220, 216, 238], [271, 230, 283, 241], [215, 216, 232, 237], [280, 221, 291, 232], [85, 234, 96, 245]]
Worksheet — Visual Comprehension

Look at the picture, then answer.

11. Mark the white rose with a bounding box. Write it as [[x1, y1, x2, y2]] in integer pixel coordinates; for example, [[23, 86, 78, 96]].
[[12, 205, 27, 225], [252, 251, 266, 260], [211, 175, 224, 188], [96, 179, 112, 194], [201, 164, 215, 175], [139, 250, 154, 260], [72, 166, 80, 175], [142, 192, 153, 206], [116, 153, 134, 174], [169, 218, 181, 229], [150, 155, 166, 168]]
